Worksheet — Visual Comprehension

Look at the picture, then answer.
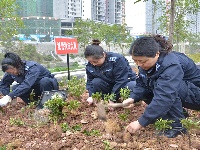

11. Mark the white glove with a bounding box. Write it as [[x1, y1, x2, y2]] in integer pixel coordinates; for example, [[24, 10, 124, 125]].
[[0, 95, 12, 106], [86, 97, 93, 105]]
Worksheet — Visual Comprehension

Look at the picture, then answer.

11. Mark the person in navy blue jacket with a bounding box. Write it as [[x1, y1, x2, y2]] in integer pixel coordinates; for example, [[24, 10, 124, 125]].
[[0, 52, 59, 107], [121, 35, 200, 138], [85, 39, 137, 105]]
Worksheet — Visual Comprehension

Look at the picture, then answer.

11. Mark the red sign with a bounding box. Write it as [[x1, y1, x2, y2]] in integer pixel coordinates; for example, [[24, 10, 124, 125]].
[[55, 38, 78, 54]]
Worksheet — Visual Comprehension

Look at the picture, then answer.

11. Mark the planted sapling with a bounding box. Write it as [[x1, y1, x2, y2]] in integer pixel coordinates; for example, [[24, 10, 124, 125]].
[[10, 118, 25, 126], [181, 118, 200, 147], [92, 92, 102, 104], [103, 93, 116, 104], [154, 118, 174, 134], [44, 94, 67, 123], [120, 87, 131, 101], [67, 76, 86, 99], [61, 122, 71, 132]]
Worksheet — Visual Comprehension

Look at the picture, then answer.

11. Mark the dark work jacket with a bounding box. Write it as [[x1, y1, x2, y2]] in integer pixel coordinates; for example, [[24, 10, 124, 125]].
[[86, 52, 137, 96], [132, 51, 200, 127], [0, 61, 55, 99]]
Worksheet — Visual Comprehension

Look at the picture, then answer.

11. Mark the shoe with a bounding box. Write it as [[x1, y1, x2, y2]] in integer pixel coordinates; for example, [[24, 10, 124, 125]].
[[164, 127, 187, 138]]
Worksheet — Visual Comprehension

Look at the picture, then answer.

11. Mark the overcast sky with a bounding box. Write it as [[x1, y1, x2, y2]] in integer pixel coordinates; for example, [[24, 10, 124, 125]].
[[125, 0, 146, 35]]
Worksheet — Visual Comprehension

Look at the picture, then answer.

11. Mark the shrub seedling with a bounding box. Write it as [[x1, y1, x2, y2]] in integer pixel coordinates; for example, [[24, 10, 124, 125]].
[[66, 100, 81, 111], [103, 93, 116, 104], [154, 118, 174, 133], [83, 129, 101, 136], [61, 122, 71, 132], [92, 92, 102, 103], [181, 118, 200, 147], [44, 94, 67, 123], [118, 112, 129, 122], [67, 76, 86, 99], [120, 86, 131, 101], [10, 118, 24, 126], [72, 124, 82, 131]]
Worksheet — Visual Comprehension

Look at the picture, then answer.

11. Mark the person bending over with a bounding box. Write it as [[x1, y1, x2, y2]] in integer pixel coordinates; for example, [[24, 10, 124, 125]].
[[122, 35, 200, 138], [85, 39, 137, 104], [0, 52, 59, 108]]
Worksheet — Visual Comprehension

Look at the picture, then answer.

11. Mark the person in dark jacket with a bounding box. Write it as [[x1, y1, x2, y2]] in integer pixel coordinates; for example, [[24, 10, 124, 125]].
[[0, 52, 59, 107], [85, 39, 137, 104], [121, 35, 200, 138]]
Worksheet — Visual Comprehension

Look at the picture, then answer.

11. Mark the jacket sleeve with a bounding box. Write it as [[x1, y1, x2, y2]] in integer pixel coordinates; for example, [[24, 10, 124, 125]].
[[8, 65, 40, 98], [86, 68, 94, 97], [138, 63, 184, 127], [0, 73, 14, 95], [130, 77, 146, 102], [111, 57, 134, 95]]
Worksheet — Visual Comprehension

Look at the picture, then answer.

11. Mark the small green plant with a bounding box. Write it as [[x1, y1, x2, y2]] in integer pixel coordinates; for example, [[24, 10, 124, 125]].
[[44, 94, 67, 123], [26, 102, 36, 109], [0, 145, 6, 150], [67, 100, 81, 111], [103, 140, 112, 150], [83, 129, 101, 136], [10, 118, 25, 126], [61, 122, 71, 132], [58, 76, 68, 89], [67, 76, 86, 99], [118, 113, 129, 121], [120, 86, 131, 101], [181, 118, 200, 147], [72, 124, 82, 131], [103, 93, 116, 103], [154, 118, 175, 134], [0, 107, 5, 114], [92, 92, 102, 103]]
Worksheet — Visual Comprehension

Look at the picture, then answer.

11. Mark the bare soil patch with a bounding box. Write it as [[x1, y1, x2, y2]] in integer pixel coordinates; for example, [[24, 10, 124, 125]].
[[0, 92, 200, 150]]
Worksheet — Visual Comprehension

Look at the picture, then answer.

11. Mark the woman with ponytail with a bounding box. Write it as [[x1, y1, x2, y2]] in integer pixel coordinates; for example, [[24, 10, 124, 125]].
[[0, 52, 59, 108], [122, 34, 200, 138], [84, 39, 137, 105]]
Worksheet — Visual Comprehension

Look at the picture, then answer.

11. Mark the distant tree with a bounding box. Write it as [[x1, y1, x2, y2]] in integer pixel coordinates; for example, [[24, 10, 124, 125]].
[[134, 0, 200, 45], [0, 0, 24, 50], [73, 19, 132, 52]]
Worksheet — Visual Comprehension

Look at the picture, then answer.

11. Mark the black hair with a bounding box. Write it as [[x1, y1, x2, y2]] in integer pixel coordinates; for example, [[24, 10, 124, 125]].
[[129, 34, 173, 57], [84, 39, 105, 59], [1, 52, 24, 73]]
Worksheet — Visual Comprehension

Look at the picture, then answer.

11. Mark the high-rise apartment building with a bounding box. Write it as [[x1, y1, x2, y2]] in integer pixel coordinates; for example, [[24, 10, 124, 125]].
[[145, 0, 163, 34], [16, 0, 53, 17], [53, 0, 82, 19], [186, 0, 200, 34], [91, 0, 125, 25]]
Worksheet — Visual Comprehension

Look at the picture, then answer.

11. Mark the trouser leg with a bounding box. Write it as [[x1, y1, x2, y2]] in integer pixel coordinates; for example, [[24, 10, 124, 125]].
[[179, 81, 200, 110], [91, 78, 113, 98], [12, 84, 32, 104], [142, 90, 184, 127]]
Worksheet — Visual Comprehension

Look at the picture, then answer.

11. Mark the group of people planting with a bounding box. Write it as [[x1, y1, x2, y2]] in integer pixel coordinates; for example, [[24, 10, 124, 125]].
[[0, 34, 200, 138]]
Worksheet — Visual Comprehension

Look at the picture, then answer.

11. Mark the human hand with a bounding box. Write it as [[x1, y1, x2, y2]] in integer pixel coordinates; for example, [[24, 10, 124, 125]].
[[86, 97, 93, 105], [125, 120, 142, 134], [0, 95, 12, 106], [122, 98, 134, 108]]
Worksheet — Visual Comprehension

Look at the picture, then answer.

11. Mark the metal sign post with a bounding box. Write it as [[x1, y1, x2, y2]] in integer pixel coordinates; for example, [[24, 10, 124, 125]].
[[54, 38, 78, 80]]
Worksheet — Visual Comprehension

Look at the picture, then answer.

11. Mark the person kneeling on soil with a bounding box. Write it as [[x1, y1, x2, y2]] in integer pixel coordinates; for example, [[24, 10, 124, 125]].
[[0, 52, 59, 108], [121, 35, 200, 138], [85, 39, 137, 105]]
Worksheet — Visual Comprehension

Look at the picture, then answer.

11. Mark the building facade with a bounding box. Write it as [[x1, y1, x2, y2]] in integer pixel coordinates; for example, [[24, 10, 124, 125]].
[[16, 0, 53, 17], [53, 0, 82, 19], [145, 0, 200, 35], [91, 0, 125, 25]]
